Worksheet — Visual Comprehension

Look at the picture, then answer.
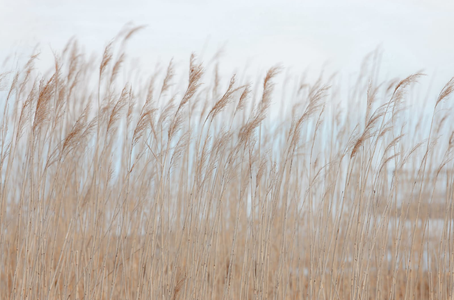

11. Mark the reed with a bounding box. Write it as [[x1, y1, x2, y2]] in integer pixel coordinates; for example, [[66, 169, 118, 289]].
[[0, 31, 453, 300]]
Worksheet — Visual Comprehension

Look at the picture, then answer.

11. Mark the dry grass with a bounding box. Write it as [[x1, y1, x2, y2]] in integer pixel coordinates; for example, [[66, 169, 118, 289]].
[[0, 33, 453, 300]]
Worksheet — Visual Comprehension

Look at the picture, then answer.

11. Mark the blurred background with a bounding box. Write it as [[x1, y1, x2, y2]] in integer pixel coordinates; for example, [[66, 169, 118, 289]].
[[1, 0, 453, 102]]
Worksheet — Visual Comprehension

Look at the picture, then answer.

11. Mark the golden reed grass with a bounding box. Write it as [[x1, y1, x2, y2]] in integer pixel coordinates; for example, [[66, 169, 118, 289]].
[[0, 29, 453, 299]]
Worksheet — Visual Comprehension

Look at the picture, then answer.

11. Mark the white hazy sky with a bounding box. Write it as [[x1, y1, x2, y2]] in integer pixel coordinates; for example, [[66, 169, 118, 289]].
[[1, 0, 454, 92]]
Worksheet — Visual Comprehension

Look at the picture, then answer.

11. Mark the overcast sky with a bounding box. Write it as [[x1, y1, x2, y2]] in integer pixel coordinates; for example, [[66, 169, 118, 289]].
[[1, 0, 454, 94]]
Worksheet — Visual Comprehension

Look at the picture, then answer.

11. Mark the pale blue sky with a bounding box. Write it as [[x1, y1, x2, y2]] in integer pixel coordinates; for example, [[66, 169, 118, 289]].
[[1, 0, 454, 94]]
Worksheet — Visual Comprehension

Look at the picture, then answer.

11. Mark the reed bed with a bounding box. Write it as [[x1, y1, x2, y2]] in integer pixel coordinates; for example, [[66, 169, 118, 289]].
[[0, 30, 453, 299]]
